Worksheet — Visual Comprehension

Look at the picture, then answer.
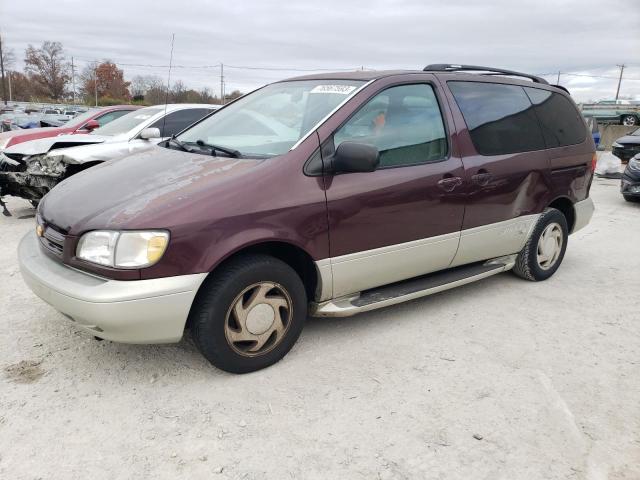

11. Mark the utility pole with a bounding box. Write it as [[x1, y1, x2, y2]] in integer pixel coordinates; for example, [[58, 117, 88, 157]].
[[556, 71, 561, 84], [71, 56, 76, 105], [220, 63, 224, 105], [0, 35, 7, 106], [615, 64, 625, 101], [7, 70, 11, 102]]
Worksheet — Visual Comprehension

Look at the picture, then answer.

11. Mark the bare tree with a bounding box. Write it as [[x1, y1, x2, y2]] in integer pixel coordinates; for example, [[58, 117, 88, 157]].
[[130, 75, 163, 97], [0, 35, 16, 104], [130, 75, 166, 104], [24, 41, 69, 100]]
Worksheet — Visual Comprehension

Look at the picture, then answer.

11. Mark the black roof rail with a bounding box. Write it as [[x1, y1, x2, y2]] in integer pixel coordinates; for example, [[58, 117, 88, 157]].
[[423, 64, 549, 85]]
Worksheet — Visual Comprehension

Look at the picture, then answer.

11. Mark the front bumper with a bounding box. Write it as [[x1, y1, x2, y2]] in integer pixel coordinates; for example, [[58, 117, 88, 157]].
[[621, 175, 640, 197], [18, 232, 207, 343], [572, 197, 595, 233]]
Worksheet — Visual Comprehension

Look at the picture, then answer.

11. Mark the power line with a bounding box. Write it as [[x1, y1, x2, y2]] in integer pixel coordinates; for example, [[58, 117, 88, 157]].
[[70, 57, 640, 80]]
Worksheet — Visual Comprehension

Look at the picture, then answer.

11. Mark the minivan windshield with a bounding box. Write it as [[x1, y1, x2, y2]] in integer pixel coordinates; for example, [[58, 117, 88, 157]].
[[92, 107, 163, 136], [177, 80, 365, 157]]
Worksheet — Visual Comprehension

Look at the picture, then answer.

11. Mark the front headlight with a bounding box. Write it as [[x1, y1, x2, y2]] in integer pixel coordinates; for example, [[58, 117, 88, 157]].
[[629, 156, 640, 172], [612, 142, 623, 148], [76, 230, 169, 268]]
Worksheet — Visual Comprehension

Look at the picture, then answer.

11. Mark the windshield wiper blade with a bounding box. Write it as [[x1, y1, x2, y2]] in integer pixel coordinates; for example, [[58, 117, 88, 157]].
[[167, 136, 193, 152], [195, 139, 241, 158]]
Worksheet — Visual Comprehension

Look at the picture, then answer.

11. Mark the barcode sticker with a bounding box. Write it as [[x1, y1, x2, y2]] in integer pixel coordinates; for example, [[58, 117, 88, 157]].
[[310, 85, 357, 95]]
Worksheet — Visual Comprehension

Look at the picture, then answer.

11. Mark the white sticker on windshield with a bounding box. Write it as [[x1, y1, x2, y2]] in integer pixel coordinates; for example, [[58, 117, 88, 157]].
[[310, 85, 357, 95]]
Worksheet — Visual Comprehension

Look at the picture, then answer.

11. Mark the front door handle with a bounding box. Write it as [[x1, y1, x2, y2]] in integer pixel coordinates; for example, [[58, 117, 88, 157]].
[[471, 170, 492, 186], [437, 176, 463, 192]]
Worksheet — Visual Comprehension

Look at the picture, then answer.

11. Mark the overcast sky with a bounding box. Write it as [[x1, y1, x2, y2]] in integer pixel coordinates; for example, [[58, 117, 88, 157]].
[[1, 0, 639, 102]]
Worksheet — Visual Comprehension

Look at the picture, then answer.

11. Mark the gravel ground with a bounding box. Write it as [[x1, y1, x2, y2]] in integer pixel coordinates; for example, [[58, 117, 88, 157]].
[[1, 178, 639, 480]]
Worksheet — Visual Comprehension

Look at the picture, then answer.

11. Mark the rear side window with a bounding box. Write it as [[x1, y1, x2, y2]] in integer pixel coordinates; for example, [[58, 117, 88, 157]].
[[334, 83, 447, 167], [524, 88, 586, 147], [95, 110, 130, 126], [150, 108, 212, 137], [448, 81, 545, 155]]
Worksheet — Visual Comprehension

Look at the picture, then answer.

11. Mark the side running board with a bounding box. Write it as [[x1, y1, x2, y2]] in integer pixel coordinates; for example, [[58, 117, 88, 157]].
[[310, 256, 516, 317]]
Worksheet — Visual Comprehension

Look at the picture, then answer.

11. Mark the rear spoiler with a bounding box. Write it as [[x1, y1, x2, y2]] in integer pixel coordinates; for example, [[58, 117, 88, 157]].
[[551, 84, 570, 94]]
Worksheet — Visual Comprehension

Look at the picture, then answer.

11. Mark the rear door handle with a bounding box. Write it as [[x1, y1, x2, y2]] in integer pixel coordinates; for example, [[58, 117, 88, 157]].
[[437, 176, 463, 192], [471, 171, 492, 186]]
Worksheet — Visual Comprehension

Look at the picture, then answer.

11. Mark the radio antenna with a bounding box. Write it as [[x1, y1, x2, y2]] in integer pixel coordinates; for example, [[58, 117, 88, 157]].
[[161, 33, 175, 138]]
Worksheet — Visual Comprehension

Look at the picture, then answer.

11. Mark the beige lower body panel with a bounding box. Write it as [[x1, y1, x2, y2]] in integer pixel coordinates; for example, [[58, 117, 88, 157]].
[[329, 232, 460, 298], [316, 214, 541, 302], [572, 197, 595, 233], [449, 214, 539, 267]]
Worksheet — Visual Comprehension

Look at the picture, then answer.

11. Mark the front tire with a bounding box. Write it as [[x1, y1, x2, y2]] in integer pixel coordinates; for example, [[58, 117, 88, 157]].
[[190, 254, 307, 373], [624, 194, 640, 203], [621, 115, 638, 126], [512, 208, 568, 281]]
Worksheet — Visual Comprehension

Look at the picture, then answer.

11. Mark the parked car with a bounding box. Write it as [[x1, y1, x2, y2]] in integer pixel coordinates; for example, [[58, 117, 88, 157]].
[[0, 105, 139, 151], [580, 100, 640, 126], [621, 153, 640, 202], [18, 64, 595, 373], [0, 104, 215, 204], [612, 127, 640, 161]]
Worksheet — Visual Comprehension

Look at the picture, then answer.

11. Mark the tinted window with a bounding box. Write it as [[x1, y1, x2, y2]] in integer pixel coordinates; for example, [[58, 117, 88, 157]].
[[448, 81, 545, 155], [334, 84, 447, 167], [150, 108, 212, 137], [525, 88, 586, 147]]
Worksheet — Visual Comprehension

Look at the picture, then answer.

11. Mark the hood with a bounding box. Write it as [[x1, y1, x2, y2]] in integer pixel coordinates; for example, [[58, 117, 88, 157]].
[[0, 127, 61, 149], [39, 146, 262, 233], [48, 138, 160, 165], [4, 133, 110, 156], [615, 135, 640, 145]]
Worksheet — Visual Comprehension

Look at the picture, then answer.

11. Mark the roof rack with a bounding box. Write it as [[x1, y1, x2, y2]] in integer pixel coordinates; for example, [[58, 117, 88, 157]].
[[423, 64, 549, 85]]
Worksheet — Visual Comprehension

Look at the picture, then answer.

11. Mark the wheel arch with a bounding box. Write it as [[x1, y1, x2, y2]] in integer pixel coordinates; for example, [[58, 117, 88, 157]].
[[548, 196, 576, 233], [197, 239, 323, 306]]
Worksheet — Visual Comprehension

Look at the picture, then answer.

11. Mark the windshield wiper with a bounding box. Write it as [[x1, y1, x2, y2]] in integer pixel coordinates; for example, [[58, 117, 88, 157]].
[[167, 136, 193, 153], [194, 139, 241, 158]]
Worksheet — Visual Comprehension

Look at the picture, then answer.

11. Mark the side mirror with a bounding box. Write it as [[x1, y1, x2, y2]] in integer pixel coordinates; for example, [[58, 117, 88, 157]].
[[332, 141, 379, 174], [81, 119, 100, 132], [140, 127, 161, 140]]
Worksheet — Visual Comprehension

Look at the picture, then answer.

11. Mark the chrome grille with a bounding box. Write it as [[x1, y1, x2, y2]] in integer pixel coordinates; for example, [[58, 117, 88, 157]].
[[40, 224, 66, 257]]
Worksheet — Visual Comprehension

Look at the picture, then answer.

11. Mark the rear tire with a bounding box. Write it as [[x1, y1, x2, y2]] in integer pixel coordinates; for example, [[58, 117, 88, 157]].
[[190, 254, 307, 373], [512, 208, 568, 281], [621, 115, 638, 126]]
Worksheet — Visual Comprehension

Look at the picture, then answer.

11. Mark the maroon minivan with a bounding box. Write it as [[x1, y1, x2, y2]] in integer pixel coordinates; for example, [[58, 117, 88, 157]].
[[19, 64, 595, 373]]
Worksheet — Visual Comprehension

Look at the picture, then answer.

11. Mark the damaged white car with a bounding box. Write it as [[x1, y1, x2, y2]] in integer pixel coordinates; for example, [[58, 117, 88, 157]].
[[0, 104, 215, 210]]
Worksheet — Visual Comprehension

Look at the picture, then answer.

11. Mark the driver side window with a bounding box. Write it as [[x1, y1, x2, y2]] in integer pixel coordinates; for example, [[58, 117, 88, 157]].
[[333, 84, 447, 167]]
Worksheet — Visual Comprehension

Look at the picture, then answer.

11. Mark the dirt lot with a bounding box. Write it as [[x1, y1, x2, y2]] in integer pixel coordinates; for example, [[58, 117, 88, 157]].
[[0, 178, 639, 480]]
